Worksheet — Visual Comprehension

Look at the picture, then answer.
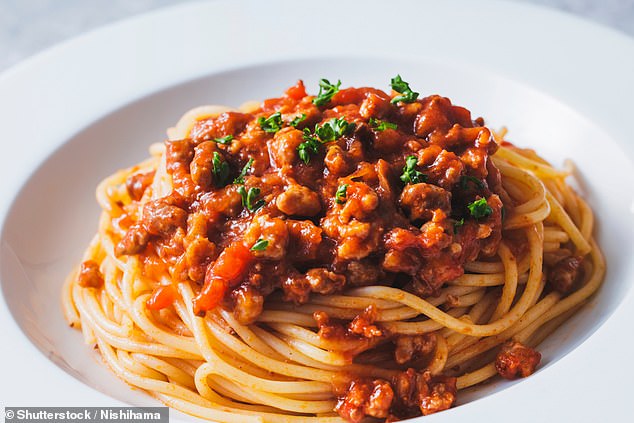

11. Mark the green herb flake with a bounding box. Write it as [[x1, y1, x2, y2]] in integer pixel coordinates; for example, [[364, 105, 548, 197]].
[[297, 129, 321, 164], [390, 75, 419, 104], [250, 238, 269, 251], [335, 184, 349, 204], [400, 155, 426, 184], [312, 79, 341, 107], [233, 158, 254, 185], [258, 112, 284, 133], [238, 186, 265, 212], [460, 175, 485, 190], [211, 135, 234, 145], [290, 113, 307, 128], [467, 198, 493, 219], [296, 117, 355, 164], [315, 117, 355, 142], [453, 218, 465, 234], [212, 152, 230, 187], [368, 117, 398, 131]]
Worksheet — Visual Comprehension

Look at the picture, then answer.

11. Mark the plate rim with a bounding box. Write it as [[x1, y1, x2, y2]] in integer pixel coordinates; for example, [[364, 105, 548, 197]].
[[1, 1, 633, 421]]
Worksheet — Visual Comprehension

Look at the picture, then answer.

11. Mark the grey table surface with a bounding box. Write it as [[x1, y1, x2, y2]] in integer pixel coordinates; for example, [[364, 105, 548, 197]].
[[1, 0, 633, 72]]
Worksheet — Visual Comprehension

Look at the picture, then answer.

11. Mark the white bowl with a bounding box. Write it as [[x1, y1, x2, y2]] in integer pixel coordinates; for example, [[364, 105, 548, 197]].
[[1, 1, 633, 421]]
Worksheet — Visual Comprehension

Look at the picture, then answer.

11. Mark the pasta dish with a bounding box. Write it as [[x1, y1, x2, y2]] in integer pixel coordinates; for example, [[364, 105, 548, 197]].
[[63, 77, 604, 422]]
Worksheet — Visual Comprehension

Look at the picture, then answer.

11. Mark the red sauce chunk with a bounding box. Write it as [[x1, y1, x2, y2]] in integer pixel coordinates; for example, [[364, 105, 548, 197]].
[[115, 80, 505, 326], [548, 255, 584, 294], [146, 284, 178, 310], [77, 260, 104, 288], [336, 369, 457, 422], [495, 341, 542, 379]]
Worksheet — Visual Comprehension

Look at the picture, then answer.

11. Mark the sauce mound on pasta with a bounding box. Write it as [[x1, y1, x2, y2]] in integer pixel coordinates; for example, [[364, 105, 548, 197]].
[[122, 81, 503, 321], [69, 78, 602, 423]]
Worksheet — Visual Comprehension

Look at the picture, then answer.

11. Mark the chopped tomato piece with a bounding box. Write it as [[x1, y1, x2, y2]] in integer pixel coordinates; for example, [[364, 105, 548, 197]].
[[285, 80, 307, 100], [192, 241, 254, 315], [193, 276, 228, 316], [212, 242, 253, 282], [331, 87, 365, 105], [147, 284, 177, 310]]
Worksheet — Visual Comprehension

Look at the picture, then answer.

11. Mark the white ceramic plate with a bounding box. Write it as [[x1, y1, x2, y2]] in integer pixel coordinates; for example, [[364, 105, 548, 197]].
[[1, 0, 633, 421]]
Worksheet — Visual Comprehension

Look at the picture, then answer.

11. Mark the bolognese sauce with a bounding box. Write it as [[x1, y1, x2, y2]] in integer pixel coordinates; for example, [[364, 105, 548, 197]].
[[117, 78, 503, 318]]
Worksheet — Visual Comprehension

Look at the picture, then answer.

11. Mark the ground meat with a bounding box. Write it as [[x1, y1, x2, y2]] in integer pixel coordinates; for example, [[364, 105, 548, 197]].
[[125, 170, 155, 201], [419, 376, 458, 416], [77, 260, 104, 288], [190, 141, 217, 190], [180, 236, 216, 284], [231, 284, 264, 325], [345, 259, 384, 286], [418, 209, 452, 252], [548, 255, 583, 294], [382, 248, 420, 275], [460, 146, 489, 177], [305, 268, 345, 295], [392, 369, 457, 416], [314, 311, 345, 339], [394, 333, 437, 365], [276, 184, 321, 216], [286, 219, 322, 262], [314, 307, 385, 345], [189, 111, 250, 143], [415, 254, 463, 296], [478, 194, 504, 257], [281, 271, 311, 304], [399, 182, 451, 221], [337, 220, 382, 260], [359, 91, 391, 119], [414, 96, 454, 138], [335, 379, 394, 423], [425, 150, 464, 190], [115, 223, 150, 256], [495, 341, 541, 379], [325, 145, 353, 176], [268, 127, 304, 168], [141, 199, 188, 236], [348, 305, 383, 338], [339, 181, 380, 221], [244, 215, 289, 260], [165, 139, 194, 173], [199, 185, 243, 218]]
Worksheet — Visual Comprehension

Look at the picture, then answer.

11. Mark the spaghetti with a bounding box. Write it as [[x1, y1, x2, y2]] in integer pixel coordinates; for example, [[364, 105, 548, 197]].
[[63, 78, 605, 422]]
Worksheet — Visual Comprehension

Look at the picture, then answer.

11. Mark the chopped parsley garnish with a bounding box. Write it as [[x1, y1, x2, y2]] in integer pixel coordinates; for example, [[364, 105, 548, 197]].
[[467, 198, 493, 219], [400, 155, 426, 184], [298, 130, 321, 164], [312, 79, 341, 107], [315, 117, 355, 142], [258, 112, 284, 133], [211, 135, 233, 145], [250, 238, 269, 251], [368, 118, 398, 131], [290, 113, 307, 128], [460, 175, 485, 190], [233, 158, 254, 184], [211, 152, 230, 187], [453, 218, 465, 234], [336, 184, 349, 204], [296, 117, 354, 164], [390, 75, 419, 104], [237, 186, 265, 212]]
